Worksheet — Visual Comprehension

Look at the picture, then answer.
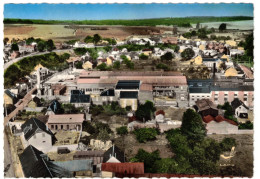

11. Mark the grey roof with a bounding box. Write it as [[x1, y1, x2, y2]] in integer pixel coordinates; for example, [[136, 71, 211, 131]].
[[116, 80, 140, 90], [21, 118, 54, 141], [100, 89, 115, 96], [19, 145, 72, 178], [70, 90, 91, 103], [103, 145, 125, 163], [47, 100, 61, 114], [51, 159, 93, 172], [4, 89, 16, 99], [231, 98, 249, 110], [120, 91, 138, 99], [19, 145, 53, 178], [203, 58, 227, 62]]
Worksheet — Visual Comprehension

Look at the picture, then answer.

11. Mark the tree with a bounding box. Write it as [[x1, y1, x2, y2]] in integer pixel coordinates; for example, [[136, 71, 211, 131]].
[[219, 23, 227, 32], [131, 149, 160, 173], [181, 48, 195, 60], [37, 41, 46, 52], [153, 158, 178, 173], [134, 128, 158, 143], [46, 39, 55, 51], [11, 43, 19, 51], [116, 126, 128, 136], [113, 61, 120, 69], [167, 130, 192, 157], [135, 101, 156, 122], [84, 35, 93, 43], [220, 137, 236, 151], [244, 33, 254, 58], [156, 63, 169, 71], [181, 109, 206, 141], [93, 34, 101, 44], [161, 52, 174, 61]]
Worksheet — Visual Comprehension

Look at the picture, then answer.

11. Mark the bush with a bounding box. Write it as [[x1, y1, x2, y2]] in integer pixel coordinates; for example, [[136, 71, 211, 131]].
[[134, 128, 159, 143], [139, 53, 149, 60], [130, 149, 160, 173], [239, 121, 253, 129], [156, 63, 169, 71], [82, 121, 96, 134], [116, 126, 128, 136]]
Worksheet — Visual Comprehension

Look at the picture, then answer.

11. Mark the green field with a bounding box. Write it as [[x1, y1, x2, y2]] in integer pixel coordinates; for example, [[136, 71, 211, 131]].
[[4, 16, 253, 27]]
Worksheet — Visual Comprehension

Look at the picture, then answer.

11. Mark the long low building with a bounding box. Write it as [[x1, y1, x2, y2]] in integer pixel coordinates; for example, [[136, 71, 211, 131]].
[[76, 71, 189, 107], [188, 79, 254, 108]]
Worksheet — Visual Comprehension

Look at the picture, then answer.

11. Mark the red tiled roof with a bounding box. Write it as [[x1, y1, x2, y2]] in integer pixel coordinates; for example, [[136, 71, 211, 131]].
[[156, 110, 165, 116], [203, 115, 238, 126], [239, 64, 254, 79], [101, 163, 144, 174]]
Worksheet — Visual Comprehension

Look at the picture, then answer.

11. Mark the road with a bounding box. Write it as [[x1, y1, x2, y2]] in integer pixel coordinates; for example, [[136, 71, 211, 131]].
[[4, 87, 36, 177], [4, 48, 75, 70]]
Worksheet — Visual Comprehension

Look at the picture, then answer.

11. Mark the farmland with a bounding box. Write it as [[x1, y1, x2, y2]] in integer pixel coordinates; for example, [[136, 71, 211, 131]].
[[4, 24, 172, 42]]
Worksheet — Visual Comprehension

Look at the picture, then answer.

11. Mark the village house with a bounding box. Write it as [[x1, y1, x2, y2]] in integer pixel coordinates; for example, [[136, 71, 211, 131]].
[[231, 98, 249, 119], [30, 64, 49, 77], [119, 91, 138, 111], [21, 118, 56, 153], [195, 99, 219, 117], [161, 36, 178, 44], [203, 115, 238, 134], [50, 84, 67, 96], [47, 114, 85, 131], [10, 51, 20, 59], [4, 89, 17, 106], [82, 61, 93, 70], [19, 145, 72, 178], [103, 145, 125, 163], [19, 44, 36, 53]]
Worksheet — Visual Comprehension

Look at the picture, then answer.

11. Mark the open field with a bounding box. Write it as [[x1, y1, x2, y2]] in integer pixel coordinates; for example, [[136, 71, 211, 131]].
[[4, 24, 172, 42]]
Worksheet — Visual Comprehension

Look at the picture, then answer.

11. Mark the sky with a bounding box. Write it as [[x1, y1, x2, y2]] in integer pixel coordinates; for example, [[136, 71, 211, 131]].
[[4, 3, 254, 20]]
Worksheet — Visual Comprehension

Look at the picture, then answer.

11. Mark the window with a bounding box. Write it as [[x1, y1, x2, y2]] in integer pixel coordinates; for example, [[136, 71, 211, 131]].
[[244, 93, 248, 96], [61, 125, 63, 129], [224, 98, 228, 102], [42, 141, 46, 143], [42, 133, 45, 137], [67, 125, 70, 130], [214, 98, 218, 101], [192, 98, 194, 101], [51, 125, 54, 129], [224, 94, 228, 96], [244, 98, 247, 101]]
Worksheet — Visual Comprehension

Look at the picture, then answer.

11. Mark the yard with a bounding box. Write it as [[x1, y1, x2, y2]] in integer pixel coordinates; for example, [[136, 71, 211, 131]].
[[114, 133, 174, 161], [54, 131, 80, 146], [155, 106, 187, 121], [208, 134, 253, 177], [47, 151, 77, 161]]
